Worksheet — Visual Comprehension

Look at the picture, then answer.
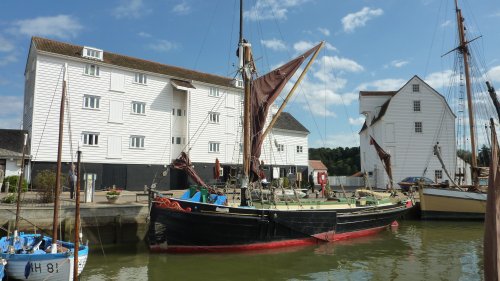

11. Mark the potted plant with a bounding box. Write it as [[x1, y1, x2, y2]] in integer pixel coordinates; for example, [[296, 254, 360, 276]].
[[106, 186, 122, 203]]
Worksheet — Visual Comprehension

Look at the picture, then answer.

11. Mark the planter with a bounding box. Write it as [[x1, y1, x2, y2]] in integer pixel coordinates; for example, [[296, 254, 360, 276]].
[[106, 195, 120, 203]]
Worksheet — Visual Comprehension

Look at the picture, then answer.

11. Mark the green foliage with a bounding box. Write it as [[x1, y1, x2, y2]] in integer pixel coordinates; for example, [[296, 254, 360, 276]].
[[33, 170, 58, 203], [282, 177, 289, 188], [3, 175, 28, 193], [478, 145, 491, 166], [457, 149, 472, 164], [2, 193, 16, 204], [309, 147, 360, 176]]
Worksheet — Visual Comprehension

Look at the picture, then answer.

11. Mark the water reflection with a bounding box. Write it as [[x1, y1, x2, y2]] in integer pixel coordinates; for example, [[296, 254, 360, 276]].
[[81, 221, 484, 281]]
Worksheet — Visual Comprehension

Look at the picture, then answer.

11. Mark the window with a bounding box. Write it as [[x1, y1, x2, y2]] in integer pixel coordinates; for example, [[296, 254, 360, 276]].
[[134, 73, 147, 84], [82, 132, 99, 146], [176, 137, 181, 144], [296, 146, 303, 153], [277, 144, 284, 152], [209, 142, 220, 153], [209, 87, 220, 97], [413, 100, 421, 112], [84, 64, 100, 76], [415, 122, 423, 133], [172, 108, 175, 115], [82, 47, 103, 60], [132, 101, 146, 115], [83, 95, 100, 109], [209, 112, 220, 123], [177, 109, 182, 116], [412, 84, 420, 92], [435, 170, 443, 179], [171, 137, 174, 144], [130, 136, 145, 148]]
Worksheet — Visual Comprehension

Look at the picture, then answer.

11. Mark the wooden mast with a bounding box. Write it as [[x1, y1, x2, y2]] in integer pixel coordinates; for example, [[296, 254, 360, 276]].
[[14, 133, 28, 234], [51, 63, 67, 253], [240, 0, 251, 206], [455, 0, 478, 186], [73, 149, 81, 280]]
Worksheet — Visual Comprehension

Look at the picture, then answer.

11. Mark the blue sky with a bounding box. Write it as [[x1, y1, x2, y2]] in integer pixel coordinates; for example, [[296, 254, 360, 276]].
[[0, 0, 499, 148]]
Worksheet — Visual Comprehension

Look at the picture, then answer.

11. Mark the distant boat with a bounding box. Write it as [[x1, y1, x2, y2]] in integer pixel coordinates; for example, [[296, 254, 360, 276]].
[[418, 0, 492, 220], [147, 0, 412, 253], [0, 63, 88, 280]]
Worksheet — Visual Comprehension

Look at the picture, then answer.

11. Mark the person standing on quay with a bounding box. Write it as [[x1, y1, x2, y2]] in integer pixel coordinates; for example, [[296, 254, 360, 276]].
[[68, 164, 77, 199]]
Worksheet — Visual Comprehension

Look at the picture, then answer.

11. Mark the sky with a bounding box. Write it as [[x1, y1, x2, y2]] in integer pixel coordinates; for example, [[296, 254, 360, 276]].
[[0, 0, 499, 148]]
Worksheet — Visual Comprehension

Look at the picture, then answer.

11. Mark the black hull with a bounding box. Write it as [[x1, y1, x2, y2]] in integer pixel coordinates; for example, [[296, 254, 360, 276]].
[[149, 198, 411, 253]]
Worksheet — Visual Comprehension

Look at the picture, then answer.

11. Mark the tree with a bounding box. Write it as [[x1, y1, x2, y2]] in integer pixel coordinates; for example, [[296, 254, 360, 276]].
[[309, 147, 360, 176]]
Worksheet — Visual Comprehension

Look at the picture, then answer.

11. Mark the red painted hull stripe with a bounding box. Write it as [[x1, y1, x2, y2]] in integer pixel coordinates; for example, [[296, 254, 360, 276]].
[[150, 225, 388, 253]]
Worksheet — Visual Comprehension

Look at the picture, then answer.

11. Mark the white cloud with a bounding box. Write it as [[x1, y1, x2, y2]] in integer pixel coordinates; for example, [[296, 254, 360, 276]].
[[261, 39, 287, 51], [441, 20, 452, 27], [357, 78, 406, 91], [172, 1, 191, 15], [147, 40, 178, 52], [113, 0, 151, 19], [349, 116, 365, 125], [317, 27, 330, 36], [137, 32, 151, 38], [12, 15, 82, 39], [487, 65, 500, 82], [0, 96, 23, 117], [244, 0, 309, 21], [0, 35, 14, 52], [424, 69, 457, 89], [0, 53, 18, 66], [293, 41, 337, 53], [488, 11, 500, 18], [341, 7, 383, 33], [384, 59, 409, 69], [313, 132, 360, 148], [317, 55, 364, 74]]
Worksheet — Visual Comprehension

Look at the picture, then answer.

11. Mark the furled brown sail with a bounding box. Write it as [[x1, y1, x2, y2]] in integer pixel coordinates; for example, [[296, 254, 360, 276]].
[[369, 136, 393, 188]]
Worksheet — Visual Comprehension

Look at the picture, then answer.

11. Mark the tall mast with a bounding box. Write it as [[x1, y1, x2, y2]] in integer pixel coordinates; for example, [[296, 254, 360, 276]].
[[455, 0, 478, 186], [52, 63, 67, 253], [14, 133, 28, 233], [239, 0, 251, 206]]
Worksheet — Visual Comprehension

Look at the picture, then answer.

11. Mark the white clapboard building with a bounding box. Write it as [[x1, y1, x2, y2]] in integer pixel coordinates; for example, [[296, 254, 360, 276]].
[[23, 37, 309, 190], [359, 76, 456, 189]]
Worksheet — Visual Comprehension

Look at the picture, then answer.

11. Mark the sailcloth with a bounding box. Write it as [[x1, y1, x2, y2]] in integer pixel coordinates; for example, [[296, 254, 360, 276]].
[[369, 136, 393, 187], [250, 43, 322, 181], [484, 118, 500, 281]]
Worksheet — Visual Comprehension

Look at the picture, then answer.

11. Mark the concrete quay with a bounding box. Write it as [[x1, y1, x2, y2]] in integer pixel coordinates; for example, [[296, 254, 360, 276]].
[[0, 190, 184, 245]]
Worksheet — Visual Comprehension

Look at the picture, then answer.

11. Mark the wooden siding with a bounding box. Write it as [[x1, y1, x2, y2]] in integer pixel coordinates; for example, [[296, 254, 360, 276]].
[[360, 76, 456, 188], [27, 51, 309, 169]]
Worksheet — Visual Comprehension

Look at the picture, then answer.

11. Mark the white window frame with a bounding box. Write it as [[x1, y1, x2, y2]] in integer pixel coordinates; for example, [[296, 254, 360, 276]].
[[413, 100, 421, 112], [130, 135, 145, 149], [82, 47, 103, 60], [208, 112, 220, 123], [415, 121, 423, 133], [84, 64, 100, 77], [296, 146, 303, 153], [209, 141, 220, 153], [435, 170, 443, 180], [209, 87, 220, 97], [412, 84, 420, 92], [83, 95, 100, 109], [132, 101, 146, 115], [134, 73, 147, 85], [277, 144, 284, 152], [82, 132, 99, 146]]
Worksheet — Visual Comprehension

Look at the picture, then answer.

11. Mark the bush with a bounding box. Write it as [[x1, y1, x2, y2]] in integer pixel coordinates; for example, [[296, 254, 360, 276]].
[[2, 193, 16, 204], [33, 170, 59, 203], [3, 176, 28, 193]]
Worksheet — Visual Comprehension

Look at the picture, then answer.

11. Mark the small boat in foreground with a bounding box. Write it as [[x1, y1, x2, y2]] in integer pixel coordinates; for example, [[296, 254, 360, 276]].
[[0, 233, 88, 281]]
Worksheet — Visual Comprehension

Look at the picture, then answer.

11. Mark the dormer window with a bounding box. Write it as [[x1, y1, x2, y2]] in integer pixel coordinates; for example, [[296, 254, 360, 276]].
[[134, 73, 147, 85], [82, 46, 103, 61]]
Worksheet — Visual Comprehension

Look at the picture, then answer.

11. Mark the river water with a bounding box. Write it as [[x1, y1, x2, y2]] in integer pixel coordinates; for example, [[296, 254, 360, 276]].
[[80, 220, 484, 281]]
